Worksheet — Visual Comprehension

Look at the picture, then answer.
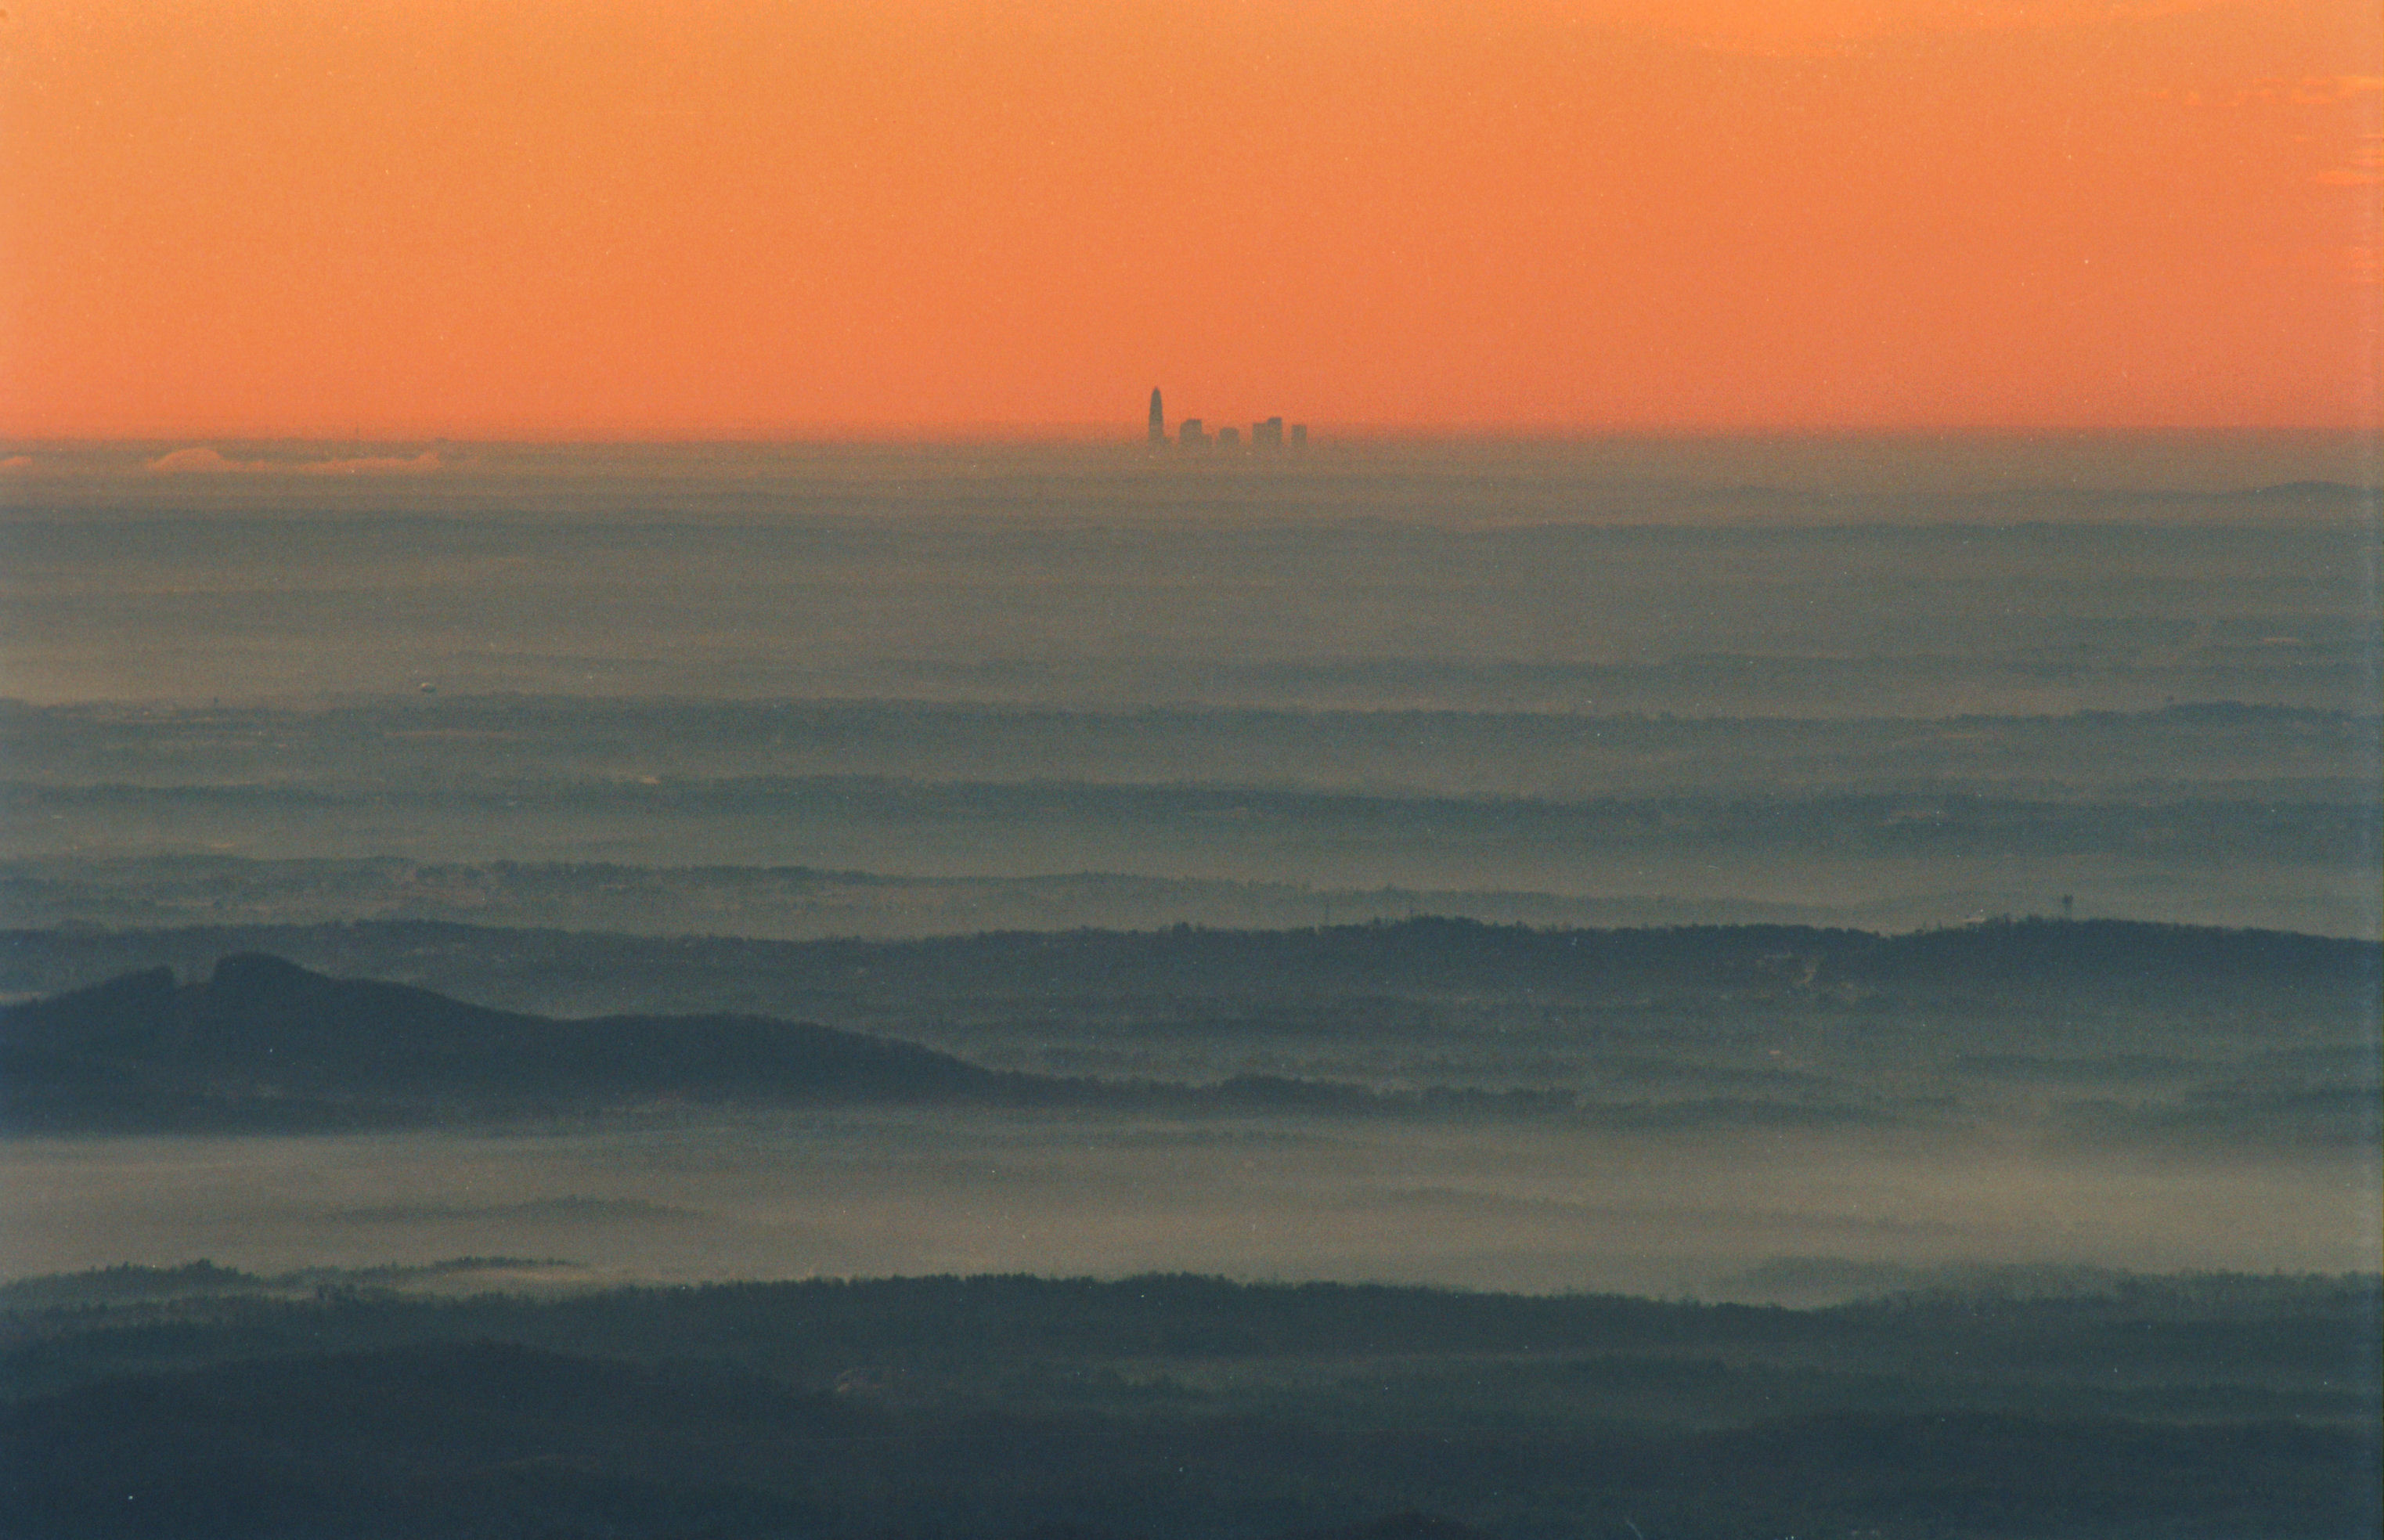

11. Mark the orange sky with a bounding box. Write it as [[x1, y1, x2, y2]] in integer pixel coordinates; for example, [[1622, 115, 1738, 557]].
[[2, 1, 2377, 437]]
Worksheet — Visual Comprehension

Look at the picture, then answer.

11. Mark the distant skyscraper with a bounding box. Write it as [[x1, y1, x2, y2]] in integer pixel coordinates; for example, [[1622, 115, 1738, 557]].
[[1148, 388, 1165, 445], [1254, 417, 1283, 449], [1180, 418, 1206, 449], [1218, 425, 1241, 448]]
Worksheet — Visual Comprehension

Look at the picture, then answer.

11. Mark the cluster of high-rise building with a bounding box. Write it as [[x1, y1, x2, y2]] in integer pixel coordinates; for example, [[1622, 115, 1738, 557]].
[[1147, 389, 1305, 453]]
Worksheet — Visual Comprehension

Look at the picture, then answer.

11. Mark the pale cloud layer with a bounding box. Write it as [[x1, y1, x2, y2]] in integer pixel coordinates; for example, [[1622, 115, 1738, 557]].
[[145, 447, 269, 474], [145, 447, 442, 475], [307, 452, 444, 474]]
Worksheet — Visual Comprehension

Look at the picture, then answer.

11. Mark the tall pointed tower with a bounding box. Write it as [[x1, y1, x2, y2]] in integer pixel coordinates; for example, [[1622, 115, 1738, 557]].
[[1148, 388, 1165, 445]]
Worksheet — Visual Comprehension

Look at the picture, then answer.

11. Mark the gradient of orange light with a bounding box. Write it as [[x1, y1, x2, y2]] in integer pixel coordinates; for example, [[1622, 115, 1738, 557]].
[[1, 1, 2375, 436]]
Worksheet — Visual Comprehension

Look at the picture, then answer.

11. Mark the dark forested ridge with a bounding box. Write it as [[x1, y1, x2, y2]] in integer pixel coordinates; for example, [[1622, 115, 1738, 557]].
[[0, 952, 1073, 1130], [10, 1265, 2378, 1403], [7, 914, 2375, 1009], [2, 1267, 2377, 1540], [0, 951, 1595, 1130], [6, 916, 2375, 1138]]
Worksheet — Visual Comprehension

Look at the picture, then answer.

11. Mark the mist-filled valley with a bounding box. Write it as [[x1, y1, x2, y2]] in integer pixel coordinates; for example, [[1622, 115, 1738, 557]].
[[2, 439, 2377, 1538], [4, 925, 2376, 1535]]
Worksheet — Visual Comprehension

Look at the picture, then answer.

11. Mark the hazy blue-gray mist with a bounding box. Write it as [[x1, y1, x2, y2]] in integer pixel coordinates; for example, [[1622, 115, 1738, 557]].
[[3, 437, 2377, 1296]]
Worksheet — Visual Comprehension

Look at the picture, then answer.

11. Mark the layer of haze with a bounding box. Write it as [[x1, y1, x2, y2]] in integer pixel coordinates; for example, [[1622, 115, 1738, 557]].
[[2, 437, 2378, 1293], [3, 2, 2378, 436], [3, 439, 2377, 936], [5, 1113, 2375, 1296]]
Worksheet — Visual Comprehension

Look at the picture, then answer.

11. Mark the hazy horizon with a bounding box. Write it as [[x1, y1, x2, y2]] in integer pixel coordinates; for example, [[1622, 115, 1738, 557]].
[[7, 442, 2376, 950]]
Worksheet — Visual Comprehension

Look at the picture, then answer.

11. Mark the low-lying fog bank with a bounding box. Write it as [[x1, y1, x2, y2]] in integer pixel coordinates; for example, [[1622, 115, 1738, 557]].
[[5, 1110, 2373, 1298]]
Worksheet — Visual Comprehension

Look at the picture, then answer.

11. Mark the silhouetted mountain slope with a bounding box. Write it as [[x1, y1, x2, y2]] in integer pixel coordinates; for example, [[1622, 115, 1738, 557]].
[[0, 954, 1043, 1128], [7, 918, 2373, 1133], [6, 956, 1545, 1131]]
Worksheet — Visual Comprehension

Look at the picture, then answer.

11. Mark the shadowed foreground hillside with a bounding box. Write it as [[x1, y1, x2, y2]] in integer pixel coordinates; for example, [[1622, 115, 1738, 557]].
[[2, 1265, 2376, 1540]]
